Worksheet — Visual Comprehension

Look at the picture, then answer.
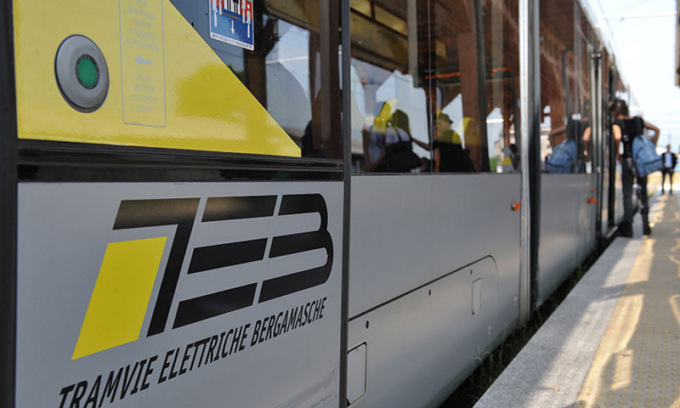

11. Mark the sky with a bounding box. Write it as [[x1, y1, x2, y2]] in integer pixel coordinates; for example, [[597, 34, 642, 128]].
[[586, 0, 680, 151]]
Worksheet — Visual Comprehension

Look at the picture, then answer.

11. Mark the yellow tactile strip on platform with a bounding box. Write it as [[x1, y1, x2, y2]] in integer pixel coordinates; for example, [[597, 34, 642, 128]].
[[576, 195, 680, 407]]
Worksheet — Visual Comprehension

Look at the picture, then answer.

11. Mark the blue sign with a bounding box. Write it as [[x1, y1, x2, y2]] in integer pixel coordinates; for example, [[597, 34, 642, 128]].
[[209, 0, 254, 51]]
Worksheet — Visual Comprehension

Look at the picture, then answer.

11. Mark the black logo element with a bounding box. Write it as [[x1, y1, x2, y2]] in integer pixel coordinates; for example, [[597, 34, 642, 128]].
[[112, 194, 333, 336]]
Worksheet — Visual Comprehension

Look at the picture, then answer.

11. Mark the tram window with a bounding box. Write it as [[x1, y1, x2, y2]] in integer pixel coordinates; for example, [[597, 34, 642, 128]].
[[349, 0, 431, 173], [209, 0, 342, 159], [430, 0, 489, 173], [540, 0, 595, 174], [481, 0, 521, 174], [349, 0, 521, 174]]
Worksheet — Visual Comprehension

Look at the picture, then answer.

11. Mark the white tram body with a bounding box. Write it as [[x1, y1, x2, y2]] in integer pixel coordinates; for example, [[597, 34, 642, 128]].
[[0, 0, 627, 407]]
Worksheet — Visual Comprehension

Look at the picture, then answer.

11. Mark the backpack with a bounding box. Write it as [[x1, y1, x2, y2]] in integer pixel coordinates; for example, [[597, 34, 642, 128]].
[[546, 138, 577, 173], [632, 133, 662, 177]]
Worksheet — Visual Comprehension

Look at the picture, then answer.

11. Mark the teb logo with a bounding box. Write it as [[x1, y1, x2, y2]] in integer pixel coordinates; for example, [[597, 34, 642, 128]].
[[73, 194, 333, 359]]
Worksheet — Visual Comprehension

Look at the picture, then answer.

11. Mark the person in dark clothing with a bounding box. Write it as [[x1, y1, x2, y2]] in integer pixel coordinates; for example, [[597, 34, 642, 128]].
[[410, 111, 475, 173], [661, 144, 677, 194], [610, 99, 660, 237]]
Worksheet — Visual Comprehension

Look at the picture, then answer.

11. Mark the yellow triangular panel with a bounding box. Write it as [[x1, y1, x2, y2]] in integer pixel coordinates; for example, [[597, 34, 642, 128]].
[[13, 0, 300, 157]]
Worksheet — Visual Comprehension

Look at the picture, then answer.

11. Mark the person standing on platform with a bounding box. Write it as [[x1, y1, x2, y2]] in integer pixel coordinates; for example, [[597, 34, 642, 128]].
[[661, 144, 676, 194], [610, 99, 660, 237]]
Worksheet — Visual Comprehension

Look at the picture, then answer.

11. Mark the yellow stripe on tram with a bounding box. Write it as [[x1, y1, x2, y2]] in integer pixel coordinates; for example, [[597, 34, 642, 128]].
[[73, 237, 166, 360]]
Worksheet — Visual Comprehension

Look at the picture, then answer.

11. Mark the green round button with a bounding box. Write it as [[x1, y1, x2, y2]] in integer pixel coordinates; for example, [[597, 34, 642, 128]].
[[76, 55, 99, 89]]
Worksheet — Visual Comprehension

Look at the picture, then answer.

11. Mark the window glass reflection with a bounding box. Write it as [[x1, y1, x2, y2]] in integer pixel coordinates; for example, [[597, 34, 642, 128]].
[[431, 0, 486, 173], [540, 0, 596, 174], [351, 0, 519, 173], [267, 22, 313, 150], [350, 0, 521, 174], [482, 0, 521, 174], [211, 0, 341, 159], [350, 0, 432, 173]]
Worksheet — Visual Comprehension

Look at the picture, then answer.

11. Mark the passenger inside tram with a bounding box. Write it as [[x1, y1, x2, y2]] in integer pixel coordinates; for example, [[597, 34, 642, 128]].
[[362, 101, 421, 172], [348, 0, 523, 174], [546, 123, 578, 173], [409, 111, 475, 173], [544, 103, 591, 174], [362, 100, 392, 172], [384, 109, 423, 172], [437, 115, 475, 173], [579, 102, 593, 171]]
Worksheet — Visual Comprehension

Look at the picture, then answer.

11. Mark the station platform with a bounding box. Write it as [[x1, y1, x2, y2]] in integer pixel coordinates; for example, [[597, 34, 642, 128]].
[[474, 191, 680, 408]]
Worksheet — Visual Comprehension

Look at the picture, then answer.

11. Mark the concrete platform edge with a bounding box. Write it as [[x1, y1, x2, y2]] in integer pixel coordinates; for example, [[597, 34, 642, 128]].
[[473, 229, 645, 407]]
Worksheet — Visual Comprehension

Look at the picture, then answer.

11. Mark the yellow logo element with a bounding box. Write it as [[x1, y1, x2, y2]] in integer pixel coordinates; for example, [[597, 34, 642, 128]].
[[73, 238, 166, 360]]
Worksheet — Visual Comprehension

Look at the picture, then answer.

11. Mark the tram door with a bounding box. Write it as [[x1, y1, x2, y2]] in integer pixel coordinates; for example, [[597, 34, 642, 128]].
[[2, 1, 347, 408], [536, 0, 601, 304]]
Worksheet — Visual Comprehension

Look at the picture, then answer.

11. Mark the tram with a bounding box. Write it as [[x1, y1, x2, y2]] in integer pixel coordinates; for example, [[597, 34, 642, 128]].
[[1, 0, 627, 407]]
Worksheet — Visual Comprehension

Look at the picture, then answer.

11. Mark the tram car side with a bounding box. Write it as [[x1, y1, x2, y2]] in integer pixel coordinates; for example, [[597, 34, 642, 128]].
[[344, 0, 625, 406], [348, 175, 520, 407], [2, 0, 629, 407]]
